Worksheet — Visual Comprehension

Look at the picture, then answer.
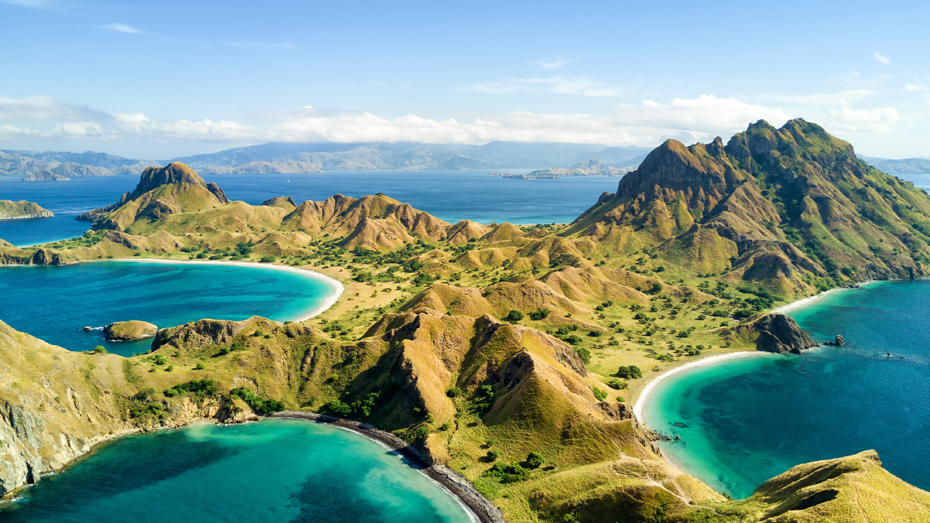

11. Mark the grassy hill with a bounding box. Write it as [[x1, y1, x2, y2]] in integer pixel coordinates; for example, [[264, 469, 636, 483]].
[[2, 119, 930, 522]]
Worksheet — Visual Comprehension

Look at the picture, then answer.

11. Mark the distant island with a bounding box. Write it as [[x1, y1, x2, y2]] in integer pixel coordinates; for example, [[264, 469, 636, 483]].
[[22, 171, 70, 181], [493, 158, 633, 179], [0, 200, 53, 220]]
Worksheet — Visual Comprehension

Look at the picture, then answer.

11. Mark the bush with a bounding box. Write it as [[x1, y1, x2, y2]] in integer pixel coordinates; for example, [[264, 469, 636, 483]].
[[592, 387, 608, 402], [505, 310, 524, 322], [529, 308, 550, 321], [574, 347, 591, 365], [487, 449, 501, 461], [526, 452, 545, 469], [616, 365, 643, 379], [484, 462, 528, 483], [153, 355, 168, 365], [260, 256, 276, 263], [230, 387, 285, 414]]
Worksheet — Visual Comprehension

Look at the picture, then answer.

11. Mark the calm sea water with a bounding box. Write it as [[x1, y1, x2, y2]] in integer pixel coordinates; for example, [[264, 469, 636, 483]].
[[642, 280, 930, 498], [0, 170, 620, 246], [0, 420, 474, 523], [0, 261, 335, 356]]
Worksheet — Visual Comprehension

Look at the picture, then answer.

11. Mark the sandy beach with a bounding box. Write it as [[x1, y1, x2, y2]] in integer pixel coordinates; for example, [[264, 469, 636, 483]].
[[87, 258, 345, 322]]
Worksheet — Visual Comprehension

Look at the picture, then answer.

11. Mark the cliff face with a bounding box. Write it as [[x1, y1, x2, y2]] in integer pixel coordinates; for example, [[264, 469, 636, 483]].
[[0, 200, 54, 220]]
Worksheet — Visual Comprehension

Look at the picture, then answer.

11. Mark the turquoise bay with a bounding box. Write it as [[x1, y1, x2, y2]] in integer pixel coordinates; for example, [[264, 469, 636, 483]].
[[0, 261, 338, 356], [642, 280, 930, 499], [0, 420, 474, 523]]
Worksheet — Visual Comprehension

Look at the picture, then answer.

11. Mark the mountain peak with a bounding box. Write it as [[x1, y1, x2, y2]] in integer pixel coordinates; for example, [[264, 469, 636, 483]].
[[130, 162, 208, 199]]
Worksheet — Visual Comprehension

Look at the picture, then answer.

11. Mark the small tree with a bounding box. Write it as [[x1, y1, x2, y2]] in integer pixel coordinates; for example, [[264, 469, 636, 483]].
[[526, 452, 545, 469], [506, 310, 524, 322]]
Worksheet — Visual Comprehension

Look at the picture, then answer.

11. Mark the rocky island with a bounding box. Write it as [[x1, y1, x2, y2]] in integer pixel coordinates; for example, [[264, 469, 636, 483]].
[[103, 320, 159, 341], [0, 200, 54, 220], [3, 120, 930, 522]]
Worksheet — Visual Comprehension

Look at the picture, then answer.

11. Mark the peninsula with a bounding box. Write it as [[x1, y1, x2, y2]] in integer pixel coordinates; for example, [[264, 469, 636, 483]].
[[2, 119, 930, 522], [0, 200, 54, 220]]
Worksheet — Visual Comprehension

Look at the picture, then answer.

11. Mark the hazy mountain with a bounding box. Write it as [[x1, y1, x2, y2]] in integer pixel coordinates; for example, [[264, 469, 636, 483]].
[[0, 149, 156, 179], [861, 155, 930, 174]]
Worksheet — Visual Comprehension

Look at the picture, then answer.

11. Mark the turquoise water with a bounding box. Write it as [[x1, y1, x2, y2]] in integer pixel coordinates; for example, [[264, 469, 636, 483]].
[[642, 280, 930, 499], [0, 170, 620, 246], [0, 261, 336, 356], [0, 420, 474, 523]]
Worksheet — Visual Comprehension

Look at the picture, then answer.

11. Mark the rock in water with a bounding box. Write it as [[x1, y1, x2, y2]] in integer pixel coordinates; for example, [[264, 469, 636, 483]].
[[739, 313, 818, 354], [103, 320, 158, 341], [835, 335, 845, 347]]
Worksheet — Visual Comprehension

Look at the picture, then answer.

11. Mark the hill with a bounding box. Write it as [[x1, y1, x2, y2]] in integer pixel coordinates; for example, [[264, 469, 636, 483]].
[[861, 155, 930, 175], [0, 200, 53, 220], [0, 149, 156, 179], [3, 120, 930, 522]]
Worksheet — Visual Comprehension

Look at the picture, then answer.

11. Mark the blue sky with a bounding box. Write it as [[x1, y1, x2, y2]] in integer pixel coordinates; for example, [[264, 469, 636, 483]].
[[1, 0, 929, 158]]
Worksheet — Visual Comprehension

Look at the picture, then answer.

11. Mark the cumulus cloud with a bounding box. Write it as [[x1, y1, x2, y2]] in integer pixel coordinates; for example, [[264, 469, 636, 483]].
[[874, 52, 891, 65], [905, 83, 929, 92], [465, 76, 622, 97], [0, 95, 111, 122], [827, 106, 898, 133], [99, 23, 144, 34]]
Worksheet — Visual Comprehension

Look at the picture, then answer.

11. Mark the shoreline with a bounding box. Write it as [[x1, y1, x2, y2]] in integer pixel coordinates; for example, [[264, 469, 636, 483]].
[[82, 258, 345, 322], [771, 280, 877, 315], [270, 411, 504, 523], [633, 351, 772, 423]]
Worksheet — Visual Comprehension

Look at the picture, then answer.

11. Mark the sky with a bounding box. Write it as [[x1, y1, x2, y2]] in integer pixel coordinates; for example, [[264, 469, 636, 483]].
[[1, 0, 929, 159]]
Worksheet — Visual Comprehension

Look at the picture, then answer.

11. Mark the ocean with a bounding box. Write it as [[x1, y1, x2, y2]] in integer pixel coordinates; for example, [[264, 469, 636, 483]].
[[0, 420, 474, 523], [0, 170, 621, 247], [641, 280, 930, 498], [0, 261, 336, 356]]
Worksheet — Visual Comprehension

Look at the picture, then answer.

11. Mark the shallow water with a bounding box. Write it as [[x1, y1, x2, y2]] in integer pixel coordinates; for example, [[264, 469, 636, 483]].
[[0, 420, 474, 523], [642, 280, 930, 498], [0, 261, 335, 356], [0, 170, 620, 246]]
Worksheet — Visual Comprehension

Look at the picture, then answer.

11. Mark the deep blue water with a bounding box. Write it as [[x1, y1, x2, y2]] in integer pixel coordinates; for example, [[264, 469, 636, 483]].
[[0, 170, 621, 246], [0, 420, 474, 523], [0, 261, 336, 356], [642, 280, 930, 498]]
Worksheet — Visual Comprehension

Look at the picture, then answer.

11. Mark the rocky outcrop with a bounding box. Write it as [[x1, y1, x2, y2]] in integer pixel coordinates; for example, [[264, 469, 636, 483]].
[[261, 196, 297, 210], [151, 317, 266, 351], [742, 313, 818, 354], [103, 320, 158, 341], [0, 200, 54, 220]]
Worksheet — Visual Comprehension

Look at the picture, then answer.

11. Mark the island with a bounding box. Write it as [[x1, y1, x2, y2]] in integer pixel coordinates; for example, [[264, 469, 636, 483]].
[[22, 170, 70, 181], [0, 200, 54, 220], [3, 119, 930, 522]]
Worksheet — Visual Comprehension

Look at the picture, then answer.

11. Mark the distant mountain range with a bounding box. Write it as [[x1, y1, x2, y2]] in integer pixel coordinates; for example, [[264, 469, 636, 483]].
[[861, 156, 930, 175], [172, 141, 652, 174], [0, 149, 156, 180], [3, 142, 929, 180]]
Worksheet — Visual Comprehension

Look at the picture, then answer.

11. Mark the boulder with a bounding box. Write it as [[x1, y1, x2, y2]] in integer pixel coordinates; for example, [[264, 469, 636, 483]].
[[741, 313, 818, 354], [103, 320, 158, 341]]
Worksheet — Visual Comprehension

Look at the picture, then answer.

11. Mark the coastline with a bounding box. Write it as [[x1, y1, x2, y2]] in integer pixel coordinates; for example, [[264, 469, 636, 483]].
[[633, 351, 772, 423], [84, 258, 345, 322], [771, 280, 876, 315], [270, 411, 504, 523]]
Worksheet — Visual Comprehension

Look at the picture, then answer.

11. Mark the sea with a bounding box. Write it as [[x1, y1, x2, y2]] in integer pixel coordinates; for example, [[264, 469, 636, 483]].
[[0, 420, 475, 523], [0, 169, 622, 247], [642, 280, 930, 499], [0, 261, 336, 357]]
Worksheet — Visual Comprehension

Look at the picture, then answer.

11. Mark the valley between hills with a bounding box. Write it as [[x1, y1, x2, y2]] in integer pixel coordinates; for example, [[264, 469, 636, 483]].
[[3, 119, 930, 522]]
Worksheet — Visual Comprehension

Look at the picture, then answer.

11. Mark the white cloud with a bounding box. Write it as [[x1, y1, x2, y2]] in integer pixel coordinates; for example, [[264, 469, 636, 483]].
[[533, 57, 572, 70], [0, 95, 111, 122], [771, 89, 876, 107], [99, 23, 144, 34], [465, 76, 622, 97], [874, 52, 891, 65], [905, 83, 929, 92], [827, 106, 898, 133]]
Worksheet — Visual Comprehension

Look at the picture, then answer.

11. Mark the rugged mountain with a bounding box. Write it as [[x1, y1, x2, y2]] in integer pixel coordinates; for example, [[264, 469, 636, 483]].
[[568, 119, 930, 296], [0, 200, 53, 220], [0, 149, 154, 179], [87, 163, 230, 232], [22, 171, 70, 181]]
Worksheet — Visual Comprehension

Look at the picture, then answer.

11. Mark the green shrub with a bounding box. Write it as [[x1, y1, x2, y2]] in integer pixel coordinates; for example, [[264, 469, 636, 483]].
[[487, 449, 501, 461], [526, 452, 545, 469], [484, 462, 528, 483], [260, 256, 276, 263], [592, 387, 608, 402], [529, 308, 550, 320], [230, 387, 285, 414], [505, 310, 524, 322]]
